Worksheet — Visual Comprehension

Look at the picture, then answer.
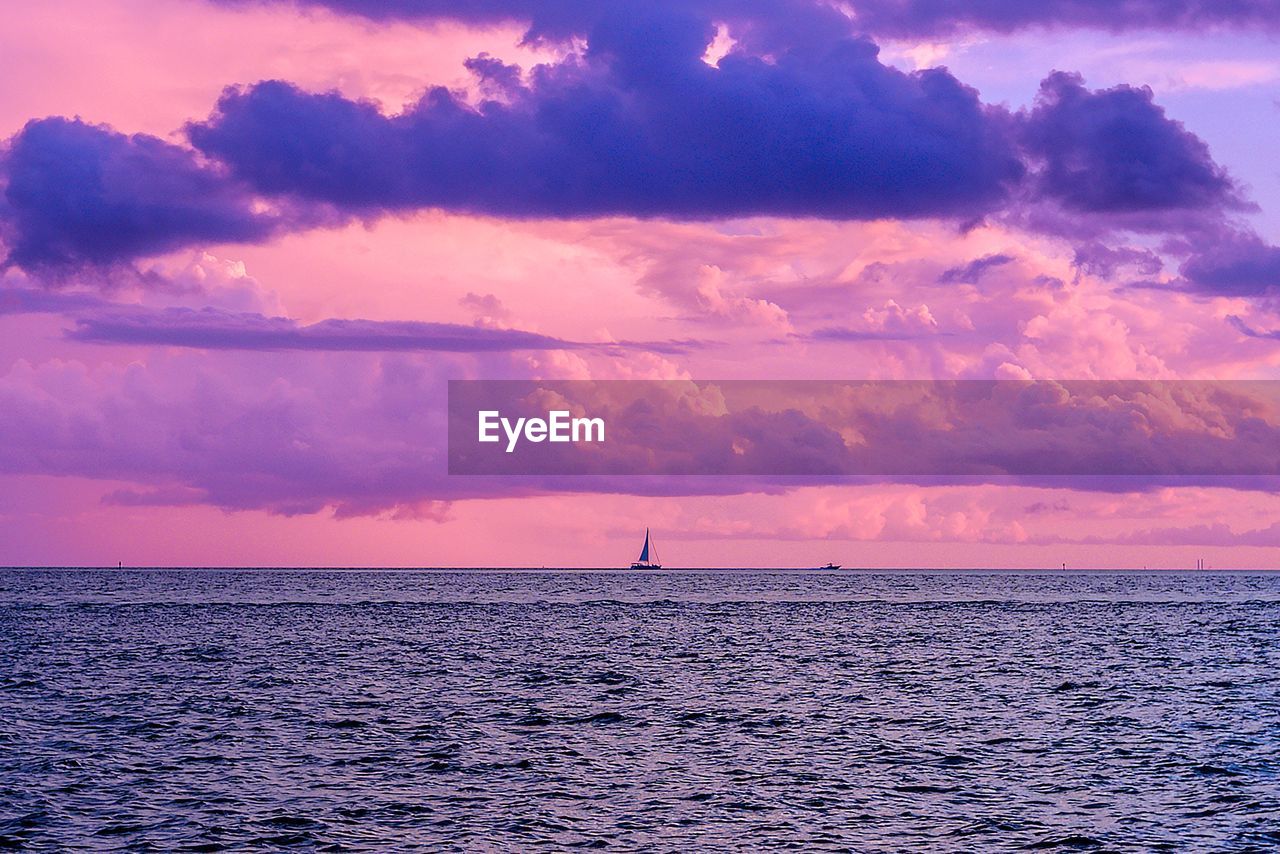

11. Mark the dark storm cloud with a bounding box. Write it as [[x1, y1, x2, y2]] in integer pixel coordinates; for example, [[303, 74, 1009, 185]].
[[0, 118, 285, 271], [215, 0, 850, 49], [182, 31, 1244, 242], [1182, 235, 1280, 295], [1019, 73, 1242, 216], [186, 29, 1025, 221], [0, 6, 1256, 276], [216, 0, 1280, 37]]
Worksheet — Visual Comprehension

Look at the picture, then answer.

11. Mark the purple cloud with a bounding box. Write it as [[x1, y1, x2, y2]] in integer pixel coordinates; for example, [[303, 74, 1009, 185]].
[[1182, 234, 1280, 295], [0, 118, 286, 271], [803, 325, 949, 342], [216, 0, 1280, 37], [938, 253, 1014, 284], [1071, 242, 1163, 279], [185, 31, 1025, 221], [217, 0, 849, 49], [449, 380, 1280, 479], [1020, 73, 1242, 217], [5, 368, 1280, 518], [847, 0, 1280, 36], [0, 295, 698, 354], [1227, 315, 1280, 339], [0, 348, 460, 516], [0, 287, 110, 315], [0, 12, 1253, 285], [68, 305, 588, 352], [182, 56, 1243, 245]]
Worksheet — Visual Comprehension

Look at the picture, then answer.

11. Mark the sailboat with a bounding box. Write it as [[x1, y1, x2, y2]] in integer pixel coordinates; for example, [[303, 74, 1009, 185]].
[[630, 528, 662, 569]]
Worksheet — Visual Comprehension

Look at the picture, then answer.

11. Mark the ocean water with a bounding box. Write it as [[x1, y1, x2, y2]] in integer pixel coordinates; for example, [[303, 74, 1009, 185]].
[[2, 569, 1279, 851]]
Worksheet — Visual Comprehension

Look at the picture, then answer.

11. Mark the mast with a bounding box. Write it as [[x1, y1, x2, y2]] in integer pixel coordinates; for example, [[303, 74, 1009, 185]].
[[633, 528, 659, 567]]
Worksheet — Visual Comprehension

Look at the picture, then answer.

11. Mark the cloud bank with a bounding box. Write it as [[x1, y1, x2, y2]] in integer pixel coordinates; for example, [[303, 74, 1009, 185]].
[[68, 305, 588, 352], [1, 26, 1254, 281], [186, 38, 1023, 222], [218, 0, 1280, 38]]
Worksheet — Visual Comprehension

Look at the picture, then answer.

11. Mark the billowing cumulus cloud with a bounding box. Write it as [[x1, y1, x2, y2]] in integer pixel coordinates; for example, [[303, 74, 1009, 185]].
[[0, 6, 1256, 280], [0, 118, 286, 271], [186, 34, 1024, 221], [1019, 72, 1242, 217], [215, 0, 848, 48], [182, 51, 1243, 240], [217, 0, 1280, 38]]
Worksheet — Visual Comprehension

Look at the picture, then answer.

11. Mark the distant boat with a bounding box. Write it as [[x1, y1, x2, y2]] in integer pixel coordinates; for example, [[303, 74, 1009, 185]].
[[820, 561, 841, 570], [630, 528, 662, 569]]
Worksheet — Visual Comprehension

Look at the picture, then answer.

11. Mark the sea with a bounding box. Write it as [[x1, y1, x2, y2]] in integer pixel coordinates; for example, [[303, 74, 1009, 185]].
[[2, 568, 1279, 851]]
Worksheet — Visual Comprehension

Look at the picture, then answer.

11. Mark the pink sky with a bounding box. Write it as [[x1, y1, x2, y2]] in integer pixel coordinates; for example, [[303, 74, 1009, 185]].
[[3, 0, 1280, 567]]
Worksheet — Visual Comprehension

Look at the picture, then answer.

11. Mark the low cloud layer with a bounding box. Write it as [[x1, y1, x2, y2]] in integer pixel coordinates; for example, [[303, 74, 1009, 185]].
[[449, 379, 1280, 479], [7, 365, 1280, 520], [0, 289, 696, 354], [69, 305, 589, 352]]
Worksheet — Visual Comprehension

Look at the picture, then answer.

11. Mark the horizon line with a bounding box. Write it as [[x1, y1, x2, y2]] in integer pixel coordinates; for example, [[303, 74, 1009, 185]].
[[1, 565, 1274, 572]]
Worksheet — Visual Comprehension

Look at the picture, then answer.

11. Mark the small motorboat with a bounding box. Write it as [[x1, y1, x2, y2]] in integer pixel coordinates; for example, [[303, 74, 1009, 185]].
[[820, 561, 841, 570]]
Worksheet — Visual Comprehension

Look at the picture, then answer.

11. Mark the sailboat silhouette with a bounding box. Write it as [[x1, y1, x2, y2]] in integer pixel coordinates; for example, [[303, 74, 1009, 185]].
[[630, 528, 662, 569]]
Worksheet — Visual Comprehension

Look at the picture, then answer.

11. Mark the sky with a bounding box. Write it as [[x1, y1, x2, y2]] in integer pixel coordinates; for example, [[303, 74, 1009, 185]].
[[2, 0, 1280, 568]]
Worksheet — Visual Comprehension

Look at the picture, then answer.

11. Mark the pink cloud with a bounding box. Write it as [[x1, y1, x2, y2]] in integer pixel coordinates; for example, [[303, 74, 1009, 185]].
[[0, 0, 555, 139], [3, 0, 1280, 566]]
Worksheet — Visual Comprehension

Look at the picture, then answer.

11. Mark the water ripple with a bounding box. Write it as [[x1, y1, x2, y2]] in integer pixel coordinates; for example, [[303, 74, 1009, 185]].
[[1, 569, 1279, 850]]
